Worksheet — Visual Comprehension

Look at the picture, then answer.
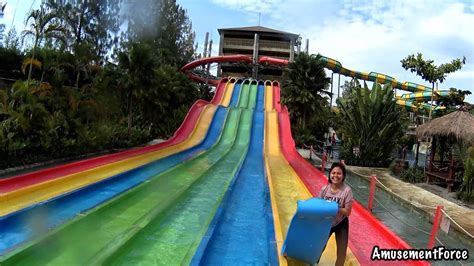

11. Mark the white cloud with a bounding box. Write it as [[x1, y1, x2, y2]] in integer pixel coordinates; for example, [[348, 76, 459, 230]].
[[209, 0, 473, 102]]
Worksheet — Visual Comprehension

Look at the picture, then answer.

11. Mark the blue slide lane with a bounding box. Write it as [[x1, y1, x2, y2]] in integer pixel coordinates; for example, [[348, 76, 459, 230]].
[[229, 80, 242, 107], [0, 107, 228, 255], [192, 83, 278, 264]]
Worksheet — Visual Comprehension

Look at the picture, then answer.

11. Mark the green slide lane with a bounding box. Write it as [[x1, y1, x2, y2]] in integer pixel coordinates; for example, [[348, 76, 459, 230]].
[[2, 108, 242, 266], [238, 81, 250, 108], [248, 81, 257, 109], [105, 108, 254, 265]]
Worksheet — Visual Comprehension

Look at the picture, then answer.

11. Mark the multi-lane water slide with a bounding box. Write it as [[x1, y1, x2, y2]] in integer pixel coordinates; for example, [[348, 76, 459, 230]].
[[0, 55, 431, 265]]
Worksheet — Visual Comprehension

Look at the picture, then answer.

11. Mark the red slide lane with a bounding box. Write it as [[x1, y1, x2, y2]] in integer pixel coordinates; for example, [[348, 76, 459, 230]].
[[272, 81, 281, 112], [0, 78, 228, 193], [210, 77, 228, 105], [277, 105, 428, 265]]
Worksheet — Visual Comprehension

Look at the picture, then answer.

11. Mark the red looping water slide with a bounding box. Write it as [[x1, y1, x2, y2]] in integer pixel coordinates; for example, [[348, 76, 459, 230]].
[[180, 55, 290, 86]]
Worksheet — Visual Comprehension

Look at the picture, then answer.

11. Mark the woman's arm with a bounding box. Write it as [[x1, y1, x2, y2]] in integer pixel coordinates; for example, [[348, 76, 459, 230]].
[[339, 188, 354, 216], [338, 206, 352, 216]]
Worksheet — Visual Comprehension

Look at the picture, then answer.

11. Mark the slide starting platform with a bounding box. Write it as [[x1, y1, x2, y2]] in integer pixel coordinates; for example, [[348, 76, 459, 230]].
[[282, 197, 339, 264]]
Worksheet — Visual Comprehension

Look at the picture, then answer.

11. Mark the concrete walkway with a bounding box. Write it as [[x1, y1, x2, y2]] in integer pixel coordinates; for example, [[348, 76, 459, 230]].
[[297, 149, 474, 246]]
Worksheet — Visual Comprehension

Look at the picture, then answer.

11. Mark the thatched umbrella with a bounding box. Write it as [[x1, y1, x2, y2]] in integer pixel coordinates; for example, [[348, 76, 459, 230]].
[[417, 110, 474, 144]]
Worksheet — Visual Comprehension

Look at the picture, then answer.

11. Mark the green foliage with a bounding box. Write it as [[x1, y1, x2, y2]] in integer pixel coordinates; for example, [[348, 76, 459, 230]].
[[281, 53, 332, 145], [400, 53, 466, 84], [439, 88, 472, 111], [45, 0, 121, 62], [399, 167, 425, 183], [22, 4, 65, 81], [337, 81, 406, 167], [124, 0, 196, 66], [0, 0, 201, 169], [291, 126, 317, 147], [457, 147, 474, 203], [3, 28, 22, 52]]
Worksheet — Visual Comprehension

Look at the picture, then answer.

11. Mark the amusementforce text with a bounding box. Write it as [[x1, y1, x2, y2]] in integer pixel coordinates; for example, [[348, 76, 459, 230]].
[[371, 246, 469, 261]]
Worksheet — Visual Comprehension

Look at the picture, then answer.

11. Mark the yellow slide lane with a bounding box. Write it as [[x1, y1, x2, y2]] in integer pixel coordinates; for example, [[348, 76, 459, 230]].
[[265, 81, 274, 111], [264, 88, 358, 265], [220, 78, 236, 107], [0, 104, 218, 217]]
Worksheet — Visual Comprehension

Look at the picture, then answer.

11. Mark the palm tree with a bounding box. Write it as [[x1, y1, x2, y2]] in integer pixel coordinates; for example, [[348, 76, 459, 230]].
[[282, 53, 332, 129], [22, 5, 65, 83]]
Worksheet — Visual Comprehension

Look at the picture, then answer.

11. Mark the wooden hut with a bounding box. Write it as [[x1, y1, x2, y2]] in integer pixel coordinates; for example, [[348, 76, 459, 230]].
[[416, 110, 474, 191]]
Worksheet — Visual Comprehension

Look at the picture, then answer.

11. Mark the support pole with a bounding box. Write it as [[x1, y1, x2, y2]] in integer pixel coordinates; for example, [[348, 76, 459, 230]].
[[330, 73, 334, 108], [337, 74, 341, 100], [428, 82, 435, 120], [205, 39, 212, 86], [289, 38, 295, 62], [368, 175, 377, 211], [203, 32, 209, 58], [321, 152, 327, 172], [252, 33, 259, 79]]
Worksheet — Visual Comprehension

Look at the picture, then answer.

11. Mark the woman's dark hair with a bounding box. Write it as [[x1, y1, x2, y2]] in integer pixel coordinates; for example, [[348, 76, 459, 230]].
[[328, 162, 346, 183]]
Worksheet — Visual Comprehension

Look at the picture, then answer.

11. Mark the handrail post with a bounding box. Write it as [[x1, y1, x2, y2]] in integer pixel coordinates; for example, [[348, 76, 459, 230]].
[[428, 206, 444, 249], [368, 175, 377, 211], [321, 151, 327, 172]]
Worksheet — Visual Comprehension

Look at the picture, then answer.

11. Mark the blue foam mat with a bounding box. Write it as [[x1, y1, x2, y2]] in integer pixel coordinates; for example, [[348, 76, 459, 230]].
[[282, 197, 338, 264]]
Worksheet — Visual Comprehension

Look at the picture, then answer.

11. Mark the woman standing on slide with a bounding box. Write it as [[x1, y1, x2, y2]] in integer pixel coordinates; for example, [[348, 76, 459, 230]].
[[318, 162, 353, 266]]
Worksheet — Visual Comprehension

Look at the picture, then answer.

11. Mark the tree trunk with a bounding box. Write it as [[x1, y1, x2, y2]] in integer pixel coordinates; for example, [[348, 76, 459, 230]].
[[76, 70, 80, 90], [127, 90, 133, 138], [27, 39, 38, 84], [302, 109, 306, 129]]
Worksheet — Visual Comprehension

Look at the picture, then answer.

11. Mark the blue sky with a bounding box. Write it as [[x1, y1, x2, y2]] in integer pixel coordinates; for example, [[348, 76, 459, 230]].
[[2, 0, 473, 103]]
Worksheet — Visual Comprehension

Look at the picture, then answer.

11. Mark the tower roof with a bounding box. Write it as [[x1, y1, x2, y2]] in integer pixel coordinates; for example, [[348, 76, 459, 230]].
[[218, 25, 299, 39]]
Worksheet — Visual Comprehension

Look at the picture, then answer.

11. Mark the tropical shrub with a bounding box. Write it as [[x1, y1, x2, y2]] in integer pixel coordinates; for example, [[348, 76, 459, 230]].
[[457, 147, 474, 203], [337, 81, 406, 167], [399, 167, 425, 183]]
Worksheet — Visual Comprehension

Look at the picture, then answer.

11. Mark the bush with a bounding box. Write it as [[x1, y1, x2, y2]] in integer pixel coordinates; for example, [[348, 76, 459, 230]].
[[457, 150, 474, 203], [388, 160, 397, 175], [399, 167, 424, 183], [457, 191, 474, 203]]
